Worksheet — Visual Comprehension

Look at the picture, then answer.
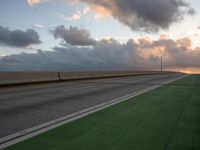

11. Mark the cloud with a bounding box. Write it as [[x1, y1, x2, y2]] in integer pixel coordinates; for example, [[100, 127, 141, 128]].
[[136, 36, 200, 69], [91, 5, 111, 19], [51, 25, 97, 46], [0, 34, 200, 71], [69, 0, 80, 5], [64, 11, 82, 21], [0, 39, 145, 71], [32, 24, 45, 29], [26, 0, 49, 6], [59, 6, 110, 22], [83, 7, 91, 15], [198, 26, 200, 30], [75, 0, 194, 32], [0, 25, 41, 47]]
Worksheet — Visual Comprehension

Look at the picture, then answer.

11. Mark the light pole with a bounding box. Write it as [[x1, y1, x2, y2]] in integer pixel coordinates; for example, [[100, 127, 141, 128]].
[[161, 56, 163, 72], [160, 55, 167, 72]]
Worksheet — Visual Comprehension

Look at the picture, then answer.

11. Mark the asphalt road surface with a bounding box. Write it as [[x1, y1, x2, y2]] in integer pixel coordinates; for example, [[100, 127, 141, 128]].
[[0, 73, 184, 138]]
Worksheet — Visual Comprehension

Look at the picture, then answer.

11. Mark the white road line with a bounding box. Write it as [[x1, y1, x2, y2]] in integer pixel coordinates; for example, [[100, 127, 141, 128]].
[[0, 75, 188, 150], [62, 86, 95, 92]]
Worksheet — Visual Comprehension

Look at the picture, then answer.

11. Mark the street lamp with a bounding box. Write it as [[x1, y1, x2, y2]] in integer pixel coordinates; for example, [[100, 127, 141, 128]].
[[160, 54, 167, 72], [161, 56, 163, 72]]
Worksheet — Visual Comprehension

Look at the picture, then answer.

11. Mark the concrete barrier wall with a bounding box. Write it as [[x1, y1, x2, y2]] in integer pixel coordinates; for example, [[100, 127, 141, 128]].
[[59, 71, 162, 80], [0, 71, 170, 86], [0, 72, 60, 85]]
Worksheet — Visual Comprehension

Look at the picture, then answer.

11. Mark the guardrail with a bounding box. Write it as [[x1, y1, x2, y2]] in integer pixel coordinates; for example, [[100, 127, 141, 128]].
[[0, 71, 175, 86]]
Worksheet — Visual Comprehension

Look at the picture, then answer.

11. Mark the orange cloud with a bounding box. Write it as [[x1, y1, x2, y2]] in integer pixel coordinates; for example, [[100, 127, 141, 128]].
[[158, 67, 200, 74], [176, 37, 192, 49], [137, 37, 165, 59], [159, 34, 170, 40], [92, 5, 111, 19], [141, 46, 166, 59], [179, 68, 200, 74]]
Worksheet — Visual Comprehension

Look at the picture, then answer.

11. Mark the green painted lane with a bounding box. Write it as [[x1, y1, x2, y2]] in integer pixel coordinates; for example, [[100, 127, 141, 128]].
[[4, 75, 200, 150]]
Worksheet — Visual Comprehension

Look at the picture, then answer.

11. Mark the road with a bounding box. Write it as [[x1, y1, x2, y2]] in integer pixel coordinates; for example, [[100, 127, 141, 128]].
[[0, 73, 184, 138]]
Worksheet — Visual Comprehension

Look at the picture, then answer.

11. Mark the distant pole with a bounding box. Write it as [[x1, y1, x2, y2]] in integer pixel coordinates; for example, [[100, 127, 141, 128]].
[[161, 56, 163, 72]]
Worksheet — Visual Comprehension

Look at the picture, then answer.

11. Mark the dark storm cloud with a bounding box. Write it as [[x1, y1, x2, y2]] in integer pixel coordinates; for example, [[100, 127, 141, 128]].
[[1, 36, 200, 71], [51, 25, 97, 46], [78, 0, 194, 32], [0, 38, 147, 71], [0, 25, 41, 47]]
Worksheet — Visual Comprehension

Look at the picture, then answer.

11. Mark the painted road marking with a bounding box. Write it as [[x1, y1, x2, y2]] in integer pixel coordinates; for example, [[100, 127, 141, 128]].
[[62, 86, 96, 92]]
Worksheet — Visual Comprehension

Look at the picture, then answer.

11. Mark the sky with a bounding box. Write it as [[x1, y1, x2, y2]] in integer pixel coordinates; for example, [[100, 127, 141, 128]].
[[0, 0, 200, 73]]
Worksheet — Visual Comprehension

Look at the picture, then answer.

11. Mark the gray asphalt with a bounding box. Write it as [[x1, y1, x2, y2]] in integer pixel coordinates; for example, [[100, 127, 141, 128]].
[[0, 73, 184, 138]]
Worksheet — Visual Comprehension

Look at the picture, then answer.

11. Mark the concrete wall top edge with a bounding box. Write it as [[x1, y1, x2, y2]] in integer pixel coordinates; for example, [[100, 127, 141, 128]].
[[0, 71, 178, 86]]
